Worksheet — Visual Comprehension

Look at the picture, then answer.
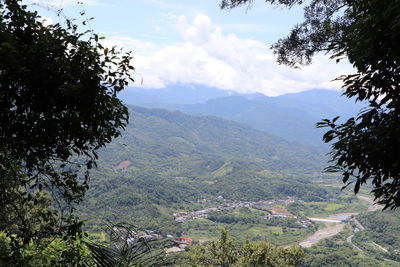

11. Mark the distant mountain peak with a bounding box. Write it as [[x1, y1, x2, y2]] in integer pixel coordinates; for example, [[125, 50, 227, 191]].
[[120, 84, 239, 105], [119, 84, 365, 147]]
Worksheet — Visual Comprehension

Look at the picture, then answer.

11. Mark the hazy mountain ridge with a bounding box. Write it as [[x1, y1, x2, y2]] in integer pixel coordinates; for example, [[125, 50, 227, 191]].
[[120, 86, 365, 146], [119, 84, 239, 105]]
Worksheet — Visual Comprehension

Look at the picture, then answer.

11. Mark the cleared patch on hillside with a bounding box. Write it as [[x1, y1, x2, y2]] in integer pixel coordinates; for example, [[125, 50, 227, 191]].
[[114, 160, 132, 170]]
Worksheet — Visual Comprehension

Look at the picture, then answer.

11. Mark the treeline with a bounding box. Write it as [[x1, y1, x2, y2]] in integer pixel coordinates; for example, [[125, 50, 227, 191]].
[[172, 228, 305, 267], [304, 239, 398, 267]]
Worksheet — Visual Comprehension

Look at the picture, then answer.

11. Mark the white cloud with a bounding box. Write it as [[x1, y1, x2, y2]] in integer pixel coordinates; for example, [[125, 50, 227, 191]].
[[39, 16, 53, 26], [101, 36, 159, 56], [106, 14, 354, 96], [178, 14, 212, 44]]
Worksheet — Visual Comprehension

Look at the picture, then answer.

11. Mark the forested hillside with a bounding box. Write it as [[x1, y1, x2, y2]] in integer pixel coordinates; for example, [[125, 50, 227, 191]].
[[100, 105, 325, 171], [79, 106, 336, 234]]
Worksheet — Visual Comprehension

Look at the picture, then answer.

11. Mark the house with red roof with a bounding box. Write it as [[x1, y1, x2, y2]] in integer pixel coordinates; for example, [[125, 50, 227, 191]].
[[171, 236, 193, 246]]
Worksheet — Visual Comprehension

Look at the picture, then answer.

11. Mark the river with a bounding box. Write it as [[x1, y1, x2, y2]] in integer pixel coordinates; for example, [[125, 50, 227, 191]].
[[299, 213, 356, 248], [298, 195, 379, 248]]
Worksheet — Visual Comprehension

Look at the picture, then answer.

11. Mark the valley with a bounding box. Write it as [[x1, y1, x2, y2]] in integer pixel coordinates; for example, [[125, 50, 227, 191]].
[[3, 1, 399, 266], [78, 103, 399, 266]]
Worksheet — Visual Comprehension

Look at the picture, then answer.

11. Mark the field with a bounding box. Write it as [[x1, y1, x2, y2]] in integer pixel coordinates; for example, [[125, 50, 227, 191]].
[[287, 199, 369, 218], [181, 217, 315, 245]]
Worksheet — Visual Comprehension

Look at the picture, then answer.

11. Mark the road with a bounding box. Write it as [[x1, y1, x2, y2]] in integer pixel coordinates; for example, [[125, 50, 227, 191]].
[[346, 234, 363, 252], [353, 217, 365, 231]]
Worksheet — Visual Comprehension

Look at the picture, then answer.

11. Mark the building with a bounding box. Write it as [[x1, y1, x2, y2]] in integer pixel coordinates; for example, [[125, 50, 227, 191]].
[[172, 236, 193, 246]]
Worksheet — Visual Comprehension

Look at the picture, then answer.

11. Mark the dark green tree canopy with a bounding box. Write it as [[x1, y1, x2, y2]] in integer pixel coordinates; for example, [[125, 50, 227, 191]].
[[0, 0, 134, 241], [221, 0, 400, 209]]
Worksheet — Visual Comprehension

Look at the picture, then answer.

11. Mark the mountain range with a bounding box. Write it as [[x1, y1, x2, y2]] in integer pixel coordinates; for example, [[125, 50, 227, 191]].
[[119, 85, 365, 146]]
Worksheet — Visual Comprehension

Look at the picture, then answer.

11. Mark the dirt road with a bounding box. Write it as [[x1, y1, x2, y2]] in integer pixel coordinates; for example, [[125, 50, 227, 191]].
[[346, 234, 364, 252]]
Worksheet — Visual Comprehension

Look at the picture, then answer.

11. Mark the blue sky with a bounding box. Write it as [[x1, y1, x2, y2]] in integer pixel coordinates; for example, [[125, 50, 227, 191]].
[[30, 0, 353, 96]]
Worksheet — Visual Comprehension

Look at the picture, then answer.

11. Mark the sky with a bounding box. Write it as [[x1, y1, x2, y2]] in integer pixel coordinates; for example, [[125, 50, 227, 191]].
[[29, 0, 354, 96]]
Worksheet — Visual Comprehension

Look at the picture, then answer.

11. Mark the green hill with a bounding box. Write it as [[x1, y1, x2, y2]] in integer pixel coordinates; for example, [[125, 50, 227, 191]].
[[80, 106, 336, 234], [99, 106, 324, 170]]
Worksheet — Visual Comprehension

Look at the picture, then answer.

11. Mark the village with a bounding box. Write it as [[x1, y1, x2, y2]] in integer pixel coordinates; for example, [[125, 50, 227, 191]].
[[110, 196, 326, 255], [109, 197, 315, 254], [173, 196, 313, 228], [111, 196, 380, 255], [112, 226, 194, 253]]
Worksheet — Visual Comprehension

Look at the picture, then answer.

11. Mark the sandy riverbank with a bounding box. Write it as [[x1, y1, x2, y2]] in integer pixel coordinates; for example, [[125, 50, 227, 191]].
[[299, 213, 356, 248]]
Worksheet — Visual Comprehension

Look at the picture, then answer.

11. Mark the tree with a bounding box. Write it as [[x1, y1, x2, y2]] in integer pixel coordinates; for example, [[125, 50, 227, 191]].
[[221, 0, 400, 209], [0, 231, 96, 267], [180, 228, 304, 267], [87, 223, 169, 267], [0, 0, 134, 246]]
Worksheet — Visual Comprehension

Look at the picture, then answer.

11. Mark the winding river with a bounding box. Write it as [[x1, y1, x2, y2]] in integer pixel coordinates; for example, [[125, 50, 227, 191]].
[[298, 195, 378, 248]]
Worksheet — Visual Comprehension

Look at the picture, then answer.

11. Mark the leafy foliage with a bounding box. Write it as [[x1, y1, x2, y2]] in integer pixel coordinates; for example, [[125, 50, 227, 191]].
[[0, 0, 133, 255], [0, 232, 94, 267], [314, 0, 400, 209], [0, 190, 57, 245], [86, 224, 169, 267]]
